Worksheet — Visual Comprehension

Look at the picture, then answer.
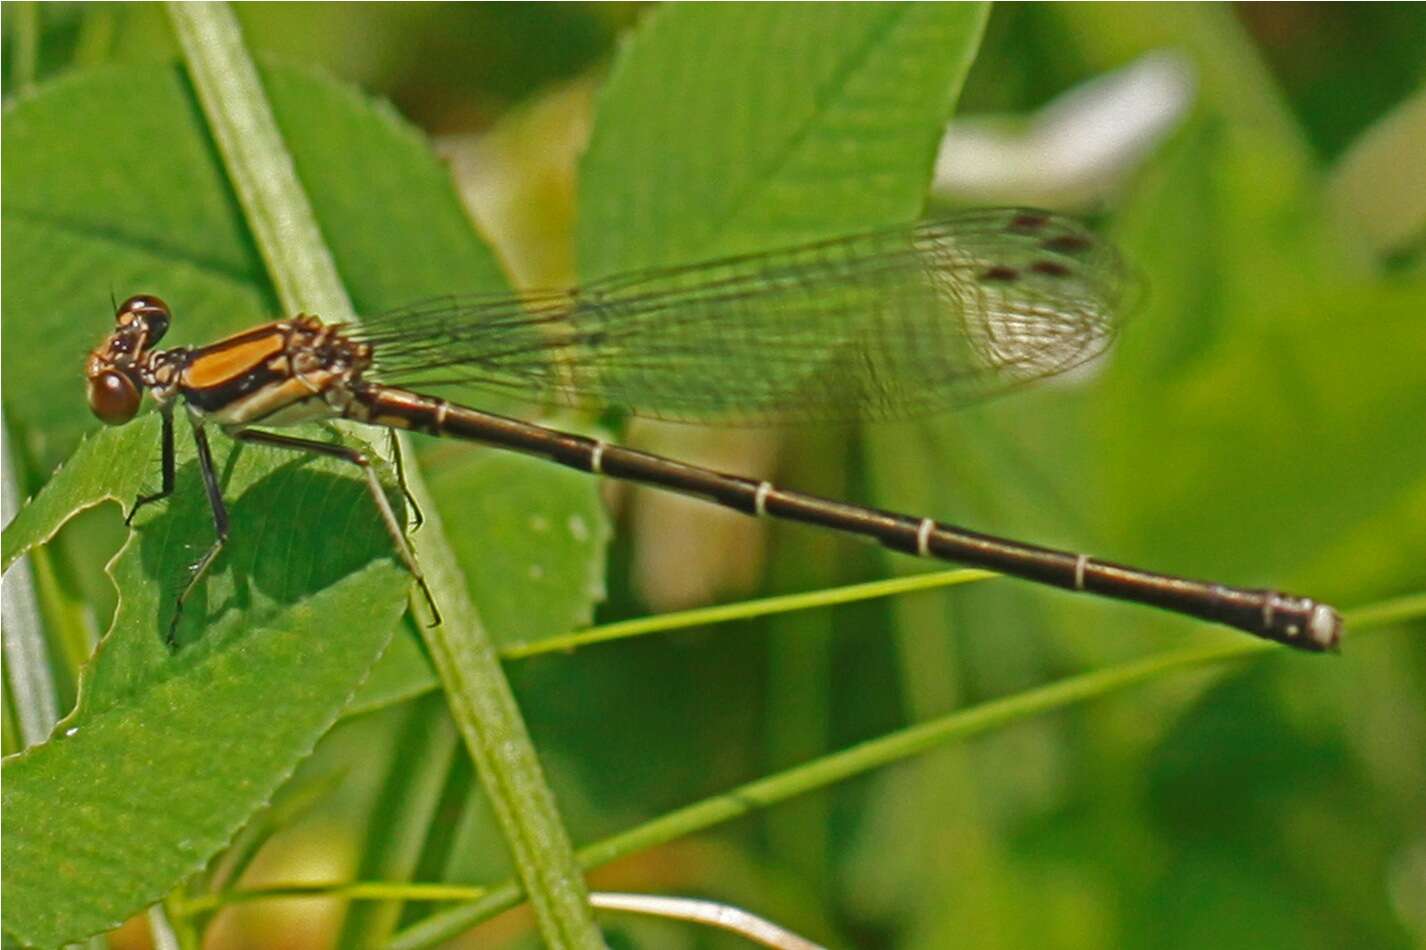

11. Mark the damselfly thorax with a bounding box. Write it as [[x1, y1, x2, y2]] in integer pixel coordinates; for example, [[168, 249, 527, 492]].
[[89, 309, 372, 429], [84, 210, 1343, 652]]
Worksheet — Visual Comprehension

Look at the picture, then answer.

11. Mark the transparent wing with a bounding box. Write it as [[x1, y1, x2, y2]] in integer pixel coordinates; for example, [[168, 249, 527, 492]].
[[355, 208, 1130, 424]]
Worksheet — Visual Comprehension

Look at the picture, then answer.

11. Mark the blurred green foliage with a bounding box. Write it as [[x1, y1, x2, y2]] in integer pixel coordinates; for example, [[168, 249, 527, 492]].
[[3, 3, 1424, 949]]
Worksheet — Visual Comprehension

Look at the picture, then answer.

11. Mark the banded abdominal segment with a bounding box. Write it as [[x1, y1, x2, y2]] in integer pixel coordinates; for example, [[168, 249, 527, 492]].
[[341, 385, 1339, 652]]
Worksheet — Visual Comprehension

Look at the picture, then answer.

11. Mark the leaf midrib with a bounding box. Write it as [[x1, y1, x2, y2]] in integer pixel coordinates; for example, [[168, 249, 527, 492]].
[[3, 204, 265, 290], [691, 6, 911, 257]]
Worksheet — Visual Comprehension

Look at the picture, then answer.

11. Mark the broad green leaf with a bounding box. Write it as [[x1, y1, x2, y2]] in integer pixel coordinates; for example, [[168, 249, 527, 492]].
[[0, 57, 608, 677], [2, 422, 158, 574], [2, 60, 607, 942], [426, 442, 610, 649], [577, 3, 991, 278], [346, 619, 439, 716], [2, 559, 408, 945], [1, 406, 411, 947]]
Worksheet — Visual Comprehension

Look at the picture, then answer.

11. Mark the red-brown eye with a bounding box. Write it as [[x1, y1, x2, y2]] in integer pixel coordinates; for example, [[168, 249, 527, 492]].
[[116, 294, 171, 342], [87, 369, 142, 425]]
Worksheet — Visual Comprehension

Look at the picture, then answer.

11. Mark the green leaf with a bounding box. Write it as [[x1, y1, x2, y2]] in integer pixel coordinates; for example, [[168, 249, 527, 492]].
[[2, 58, 607, 942], [2, 422, 157, 574], [2, 559, 408, 945], [426, 444, 609, 649], [2, 401, 411, 946], [577, 3, 991, 278], [345, 620, 438, 716]]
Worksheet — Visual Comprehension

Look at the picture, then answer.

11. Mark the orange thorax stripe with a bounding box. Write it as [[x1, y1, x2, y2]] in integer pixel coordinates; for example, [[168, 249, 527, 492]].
[[181, 323, 288, 390]]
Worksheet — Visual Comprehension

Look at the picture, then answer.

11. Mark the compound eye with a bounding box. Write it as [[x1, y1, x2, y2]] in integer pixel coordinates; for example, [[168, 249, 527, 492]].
[[116, 294, 171, 342], [87, 369, 142, 425]]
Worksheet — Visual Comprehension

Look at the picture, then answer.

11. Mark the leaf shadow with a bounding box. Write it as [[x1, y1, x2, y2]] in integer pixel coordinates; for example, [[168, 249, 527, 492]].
[[135, 454, 398, 650]]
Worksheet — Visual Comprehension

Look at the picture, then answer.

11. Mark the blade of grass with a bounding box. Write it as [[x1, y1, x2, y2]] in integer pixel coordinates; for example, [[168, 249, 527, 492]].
[[193, 768, 351, 932], [9, 2, 40, 93], [165, 5, 601, 947], [172, 592, 1424, 930], [165, 5, 345, 318], [503, 569, 995, 660], [1, 415, 60, 747], [179, 881, 488, 914], [349, 570, 997, 715], [336, 694, 459, 948], [147, 905, 182, 950], [24, 541, 98, 701], [5, 417, 107, 706], [387, 597, 1422, 948], [72, 4, 119, 68]]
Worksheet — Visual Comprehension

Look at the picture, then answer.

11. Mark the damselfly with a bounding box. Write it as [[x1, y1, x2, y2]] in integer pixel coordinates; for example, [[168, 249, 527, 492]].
[[84, 209, 1341, 651]]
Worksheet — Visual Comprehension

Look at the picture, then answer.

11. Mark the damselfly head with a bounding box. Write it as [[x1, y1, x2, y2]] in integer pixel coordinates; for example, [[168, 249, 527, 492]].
[[86, 294, 172, 425], [115, 294, 171, 343]]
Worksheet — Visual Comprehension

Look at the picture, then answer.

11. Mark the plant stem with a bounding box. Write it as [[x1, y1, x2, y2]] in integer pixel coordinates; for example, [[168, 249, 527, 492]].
[[503, 567, 994, 659], [165, 5, 601, 946]]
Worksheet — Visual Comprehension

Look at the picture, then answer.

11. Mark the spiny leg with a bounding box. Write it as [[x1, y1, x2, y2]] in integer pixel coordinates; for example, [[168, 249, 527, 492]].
[[386, 427, 424, 531], [170, 420, 229, 645], [126, 407, 176, 525], [231, 427, 441, 626]]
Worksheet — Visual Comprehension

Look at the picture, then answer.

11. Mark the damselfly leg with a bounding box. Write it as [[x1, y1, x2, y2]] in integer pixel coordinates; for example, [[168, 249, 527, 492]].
[[169, 420, 229, 645], [227, 428, 440, 629], [155, 419, 440, 645], [124, 407, 175, 526], [386, 427, 424, 532]]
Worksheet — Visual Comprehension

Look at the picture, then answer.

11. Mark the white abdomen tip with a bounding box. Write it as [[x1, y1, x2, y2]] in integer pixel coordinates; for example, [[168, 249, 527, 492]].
[[1309, 603, 1342, 650]]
